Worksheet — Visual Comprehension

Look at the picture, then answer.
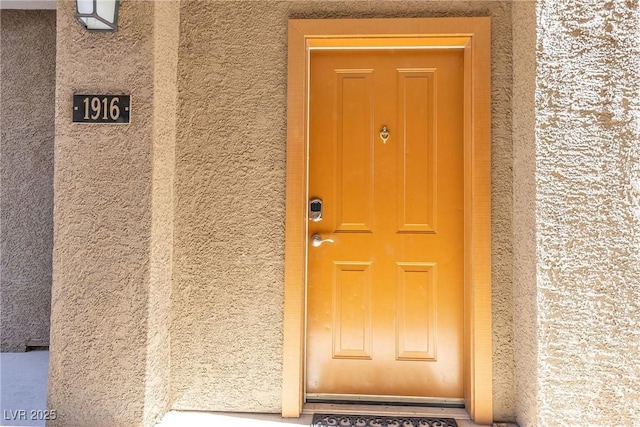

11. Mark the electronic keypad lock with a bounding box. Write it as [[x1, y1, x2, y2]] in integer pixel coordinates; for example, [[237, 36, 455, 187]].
[[309, 198, 323, 222]]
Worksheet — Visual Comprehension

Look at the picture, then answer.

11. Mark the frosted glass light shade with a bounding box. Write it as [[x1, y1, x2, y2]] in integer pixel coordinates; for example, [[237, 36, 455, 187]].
[[76, 0, 119, 31]]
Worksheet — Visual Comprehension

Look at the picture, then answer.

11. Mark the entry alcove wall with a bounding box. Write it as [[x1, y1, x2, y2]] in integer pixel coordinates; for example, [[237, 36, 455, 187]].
[[45, 1, 640, 426], [171, 1, 518, 422], [0, 10, 56, 352]]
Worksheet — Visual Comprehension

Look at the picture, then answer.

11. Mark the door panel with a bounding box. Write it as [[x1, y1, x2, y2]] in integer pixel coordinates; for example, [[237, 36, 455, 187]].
[[397, 69, 437, 232], [307, 48, 464, 399], [335, 70, 374, 232], [396, 263, 437, 361], [333, 262, 373, 359]]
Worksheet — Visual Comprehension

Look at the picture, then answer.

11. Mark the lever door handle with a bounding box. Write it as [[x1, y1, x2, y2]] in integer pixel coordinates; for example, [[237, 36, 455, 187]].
[[311, 233, 334, 248]]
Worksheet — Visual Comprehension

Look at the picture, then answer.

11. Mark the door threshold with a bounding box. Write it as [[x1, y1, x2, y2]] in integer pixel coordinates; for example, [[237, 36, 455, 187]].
[[302, 402, 470, 420], [306, 393, 465, 408]]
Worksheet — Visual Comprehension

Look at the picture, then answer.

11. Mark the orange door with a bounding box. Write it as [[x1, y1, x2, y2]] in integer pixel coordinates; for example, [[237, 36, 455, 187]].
[[307, 48, 464, 400]]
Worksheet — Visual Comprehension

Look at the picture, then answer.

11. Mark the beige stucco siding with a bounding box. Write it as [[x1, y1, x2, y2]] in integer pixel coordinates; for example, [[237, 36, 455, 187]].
[[0, 10, 56, 352], [172, 1, 516, 420], [512, 1, 538, 427], [41, 1, 640, 425], [48, 2, 178, 425], [534, 1, 640, 425]]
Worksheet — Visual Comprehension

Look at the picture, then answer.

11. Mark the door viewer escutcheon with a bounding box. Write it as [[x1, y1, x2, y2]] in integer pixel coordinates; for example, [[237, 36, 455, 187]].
[[379, 126, 390, 144]]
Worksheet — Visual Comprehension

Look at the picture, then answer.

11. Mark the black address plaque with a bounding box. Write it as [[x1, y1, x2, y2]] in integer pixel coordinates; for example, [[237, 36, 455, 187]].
[[73, 94, 130, 124]]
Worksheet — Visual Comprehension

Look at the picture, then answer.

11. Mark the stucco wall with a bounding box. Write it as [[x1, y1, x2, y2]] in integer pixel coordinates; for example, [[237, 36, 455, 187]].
[[40, 1, 640, 424], [535, 1, 640, 425], [48, 2, 178, 426], [143, 2, 180, 426], [512, 2, 538, 426], [0, 10, 56, 352], [172, 1, 515, 420]]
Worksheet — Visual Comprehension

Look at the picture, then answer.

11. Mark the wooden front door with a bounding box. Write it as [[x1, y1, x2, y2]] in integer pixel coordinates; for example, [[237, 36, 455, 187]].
[[306, 48, 464, 400]]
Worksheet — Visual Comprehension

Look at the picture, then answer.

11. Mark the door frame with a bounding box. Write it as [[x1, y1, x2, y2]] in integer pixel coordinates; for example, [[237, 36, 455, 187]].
[[282, 18, 492, 424]]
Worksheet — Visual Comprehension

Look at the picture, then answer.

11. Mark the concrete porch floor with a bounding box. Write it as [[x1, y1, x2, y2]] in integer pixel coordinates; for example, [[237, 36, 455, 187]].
[[156, 410, 488, 427], [0, 351, 510, 427]]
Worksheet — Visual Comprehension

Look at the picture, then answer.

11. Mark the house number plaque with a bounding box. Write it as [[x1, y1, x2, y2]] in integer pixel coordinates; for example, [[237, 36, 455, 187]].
[[73, 94, 130, 124]]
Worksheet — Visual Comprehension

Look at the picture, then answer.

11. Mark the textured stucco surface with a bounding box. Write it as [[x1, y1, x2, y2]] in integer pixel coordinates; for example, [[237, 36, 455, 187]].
[[143, 2, 180, 426], [32, 1, 640, 424], [0, 10, 56, 352], [172, 1, 515, 420], [536, 1, 640, 425], [511, 2, 538, 427], [48, 2, 178, 426]]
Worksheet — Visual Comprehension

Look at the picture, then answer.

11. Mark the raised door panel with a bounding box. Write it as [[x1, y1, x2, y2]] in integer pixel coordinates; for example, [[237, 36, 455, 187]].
[[396, 263, 437, 361], [332, 262, 373, 359], [335, 71, 374, 233], [396, 69, 437, 233]]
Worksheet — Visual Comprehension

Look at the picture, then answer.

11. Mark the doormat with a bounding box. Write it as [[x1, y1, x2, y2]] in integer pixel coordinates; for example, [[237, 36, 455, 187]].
[[311, 413, 458, 427]]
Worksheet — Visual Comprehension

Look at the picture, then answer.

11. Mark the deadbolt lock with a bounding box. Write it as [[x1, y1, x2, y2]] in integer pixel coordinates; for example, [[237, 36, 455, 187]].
[[309, 198, 323, 222]]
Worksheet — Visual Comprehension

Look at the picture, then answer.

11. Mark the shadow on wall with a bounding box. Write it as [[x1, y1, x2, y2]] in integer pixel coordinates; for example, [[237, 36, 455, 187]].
[[0, 10, 56, 353], [0, 9, 56, 352]]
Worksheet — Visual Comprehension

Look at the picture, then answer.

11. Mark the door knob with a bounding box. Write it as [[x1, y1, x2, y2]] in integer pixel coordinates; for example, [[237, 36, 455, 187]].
[[311, 233, 334, 248]]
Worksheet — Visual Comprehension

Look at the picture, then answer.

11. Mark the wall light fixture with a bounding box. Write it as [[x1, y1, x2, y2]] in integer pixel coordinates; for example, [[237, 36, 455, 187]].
[[75, 0, 119, 32]]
